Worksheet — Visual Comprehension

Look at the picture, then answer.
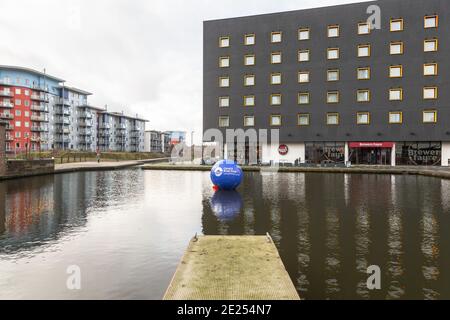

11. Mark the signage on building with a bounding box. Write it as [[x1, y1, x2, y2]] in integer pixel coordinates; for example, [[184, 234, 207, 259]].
[[278, 144, 289, 155], [349, 142, 394, 148]]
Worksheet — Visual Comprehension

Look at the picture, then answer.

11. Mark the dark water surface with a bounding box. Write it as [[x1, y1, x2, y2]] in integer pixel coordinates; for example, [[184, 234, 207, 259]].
[[0, 169, 449, 299]]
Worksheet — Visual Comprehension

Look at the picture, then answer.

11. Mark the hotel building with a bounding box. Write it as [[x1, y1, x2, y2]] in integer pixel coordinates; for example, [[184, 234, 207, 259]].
[[0, 65, 147, 153], [203, 0, 450, 166]]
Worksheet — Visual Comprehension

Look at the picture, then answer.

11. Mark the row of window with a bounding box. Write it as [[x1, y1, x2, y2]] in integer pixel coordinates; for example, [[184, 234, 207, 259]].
[[218, 86, 439, 107], [218, 39, 438, 68], [218, 15, 439, 47], [218, 110, 438, 127], [218, 63, 438, 89]]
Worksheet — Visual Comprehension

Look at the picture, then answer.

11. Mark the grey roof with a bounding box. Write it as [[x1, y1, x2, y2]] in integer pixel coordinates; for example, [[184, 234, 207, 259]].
[[61, 86, 93, 96], [0, 65, 65, 82]]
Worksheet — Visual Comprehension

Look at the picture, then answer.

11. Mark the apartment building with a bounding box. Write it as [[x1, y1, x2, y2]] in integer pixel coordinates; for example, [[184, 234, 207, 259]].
[[203, 0, 450, 166], [97, 112, 147, 152], [144, 130, 164, 153], [0, 65, 148, 153]]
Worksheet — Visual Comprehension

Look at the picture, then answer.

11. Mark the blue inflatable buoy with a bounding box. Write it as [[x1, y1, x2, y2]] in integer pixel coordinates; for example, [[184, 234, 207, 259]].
[[210, 160, 243, 190], [210, 190, 243, 222]]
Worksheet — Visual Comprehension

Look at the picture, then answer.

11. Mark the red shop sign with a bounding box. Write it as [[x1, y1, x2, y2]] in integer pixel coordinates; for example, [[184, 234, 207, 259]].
[[349, 142, 394, 148], [278, 144, 289, 155]]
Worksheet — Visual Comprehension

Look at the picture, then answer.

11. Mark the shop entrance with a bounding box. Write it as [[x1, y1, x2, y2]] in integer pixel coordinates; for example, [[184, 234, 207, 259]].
[[349, 142, 394, 165]]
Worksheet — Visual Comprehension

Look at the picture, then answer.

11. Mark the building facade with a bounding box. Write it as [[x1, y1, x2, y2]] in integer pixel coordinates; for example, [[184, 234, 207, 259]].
[[203, 0, 450, 166], [0, 66, 148, 153], [144, 130, 163, 153], [97, 112, 147, 152]]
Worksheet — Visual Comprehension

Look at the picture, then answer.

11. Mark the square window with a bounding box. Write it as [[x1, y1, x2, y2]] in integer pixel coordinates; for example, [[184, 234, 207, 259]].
[[219, 77, 230, 88], [389, 88, 403, 101], [423, 110, 437, 123], [270, 115, 282, 126], [358, 45, 371, 57], [271, 73, 282, 85], [298, 92, 310, 105], [270, 94, 282, 106], [219, 96, 230, 107], [298, 114, 310, 126], [357, 90, 370, 102], [327, 69, 339, 82], [298, 50, 310, 62], [357, 112, 370, 124], [390, 42, 404, 55], [424, 15, 438, 29], [244, 75, 255, 86], [244, 54, 255, 66], [424, 63, 438, 76], [219, 56, 230, 68], [271, 52, 282, 64], [357, 67, 370, 80], [15, 99, 21, 105], [244, 96, 255, 106], [271, 32, 282, 43], [423, 87, 438, 99], [327, 48, 339, 60], [245, 34, 255, 45], [219, 36, 230, 48], [327, 91, 339, 103], [15, 88, 21, 94], [219, 116, 230, 127], [327, 113, 339, 125], [298, 71, 310, 83], [389, 112, 403, 124], [299, 28, 310, 40], [424, 39, 438, 52], [244, 116, 255, 127], [358, 22, 371, 35], [328, 25, 339, 38], [390, 18, 403, 32], [389, 65, 403, 78]]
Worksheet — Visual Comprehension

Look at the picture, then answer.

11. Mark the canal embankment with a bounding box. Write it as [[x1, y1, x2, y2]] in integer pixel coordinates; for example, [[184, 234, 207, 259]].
[[142, 163, 450, 180], [0, 158, 169, 181]]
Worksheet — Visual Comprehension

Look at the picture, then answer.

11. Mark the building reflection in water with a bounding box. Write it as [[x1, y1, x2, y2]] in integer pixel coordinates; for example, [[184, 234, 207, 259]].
[[0, 170, 144, 254], [201, 172, 450, 300]]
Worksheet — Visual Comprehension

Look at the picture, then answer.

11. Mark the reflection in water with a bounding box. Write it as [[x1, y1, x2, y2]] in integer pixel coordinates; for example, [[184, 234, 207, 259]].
[[0, 170, 449, 300], [210, 191, 242, 222], [201, 172, 450, 300]]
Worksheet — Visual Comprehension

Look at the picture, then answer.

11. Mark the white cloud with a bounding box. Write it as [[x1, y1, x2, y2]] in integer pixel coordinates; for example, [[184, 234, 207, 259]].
[[0, 0, 371, 143]]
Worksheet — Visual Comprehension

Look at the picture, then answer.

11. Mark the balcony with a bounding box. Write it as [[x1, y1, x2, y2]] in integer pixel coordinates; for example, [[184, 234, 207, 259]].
[[0, 101, 13, 108], [99, 132, 110, 138], [31, 94, 49, 102], [116, 131, 126, 137], [31, 104, 49, 112], [0, 90, 13, 97], [54, 117, 70, 125], [54, 137, 71, 143], [55, 128, 70, 134], [78, 120, 93, 127], [99, 123, 110, 129], [55, 107, 71, 116], [131, 127, 141, 132], [5, 135, 13, 141], [55, 98, 70, 105], [30, 136, 40, 142], [79, 138, 92, 144], [31, 115, 49, 122], [78, 129, 92, 136], [79, 112, 93, 119], [5, 124, 14, 131], [32, 84, 49, 92], [0, 113, 13, 119], [31, 126, 48, 132]]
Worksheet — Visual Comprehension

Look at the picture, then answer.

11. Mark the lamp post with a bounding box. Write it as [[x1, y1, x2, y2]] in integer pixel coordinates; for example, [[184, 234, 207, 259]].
[[191, 131, 194, 162]]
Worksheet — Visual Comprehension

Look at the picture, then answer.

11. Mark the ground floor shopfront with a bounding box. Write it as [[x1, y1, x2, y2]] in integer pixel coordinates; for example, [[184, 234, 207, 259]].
[[223, 141, 450, 167]]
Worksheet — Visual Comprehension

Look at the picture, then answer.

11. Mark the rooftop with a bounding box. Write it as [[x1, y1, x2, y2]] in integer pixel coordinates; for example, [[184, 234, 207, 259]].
[[0, 65, 65, 83]]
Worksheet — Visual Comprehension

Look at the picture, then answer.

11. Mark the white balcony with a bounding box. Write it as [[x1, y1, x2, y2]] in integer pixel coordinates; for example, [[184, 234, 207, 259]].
[[0, 113, 13, 119], [0, 101, 13, 108], [0, 90, 13, 97]]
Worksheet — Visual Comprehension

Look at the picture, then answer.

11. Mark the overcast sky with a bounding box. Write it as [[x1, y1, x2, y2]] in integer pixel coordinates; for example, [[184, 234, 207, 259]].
[[0, 0, 371, 143]]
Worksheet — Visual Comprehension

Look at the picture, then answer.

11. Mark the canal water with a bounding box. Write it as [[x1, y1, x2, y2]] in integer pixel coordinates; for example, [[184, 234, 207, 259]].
[[0, 169, 449, 300]]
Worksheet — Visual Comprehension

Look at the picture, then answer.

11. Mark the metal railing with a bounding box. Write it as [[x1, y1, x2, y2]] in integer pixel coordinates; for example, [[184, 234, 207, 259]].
[[0, 101, 13, 108]]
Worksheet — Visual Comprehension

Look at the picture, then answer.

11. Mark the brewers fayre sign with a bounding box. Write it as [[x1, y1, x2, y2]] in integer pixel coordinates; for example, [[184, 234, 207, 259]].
[[278, 144, 289, 155], [349, 142, 394, 148]]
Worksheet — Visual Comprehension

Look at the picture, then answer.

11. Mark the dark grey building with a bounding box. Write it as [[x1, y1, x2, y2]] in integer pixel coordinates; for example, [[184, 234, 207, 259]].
[[203, 0, 450, 166]]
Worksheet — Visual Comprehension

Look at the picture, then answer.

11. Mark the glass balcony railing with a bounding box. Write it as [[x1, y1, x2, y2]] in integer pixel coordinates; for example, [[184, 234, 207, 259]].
[[0, 101, 13, 108]]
